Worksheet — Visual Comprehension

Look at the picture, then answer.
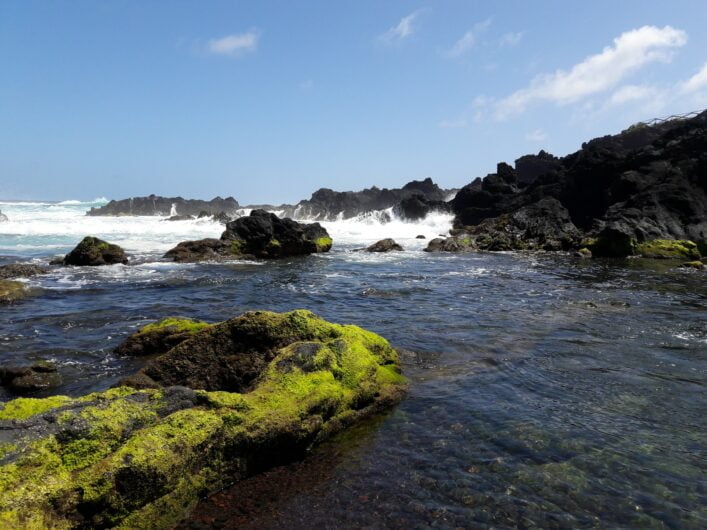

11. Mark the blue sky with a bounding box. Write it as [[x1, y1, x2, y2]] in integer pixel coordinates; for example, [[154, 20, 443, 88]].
[[1, 1, 707, 203]]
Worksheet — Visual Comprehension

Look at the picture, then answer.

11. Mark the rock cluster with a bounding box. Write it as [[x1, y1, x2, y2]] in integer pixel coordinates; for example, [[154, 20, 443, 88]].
[[165, 209, 332, 262], [441, 111, 707, 257], [87, 195, 239, 217]]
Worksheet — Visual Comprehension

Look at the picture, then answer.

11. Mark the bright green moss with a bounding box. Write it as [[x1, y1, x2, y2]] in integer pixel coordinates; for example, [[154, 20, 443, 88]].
[[635, 239, 701, 259], [229, 239, 245, 255], [681, 260, 704, 269], [0, 396, 72, 421], [314, 236, 333, 252], [0, 310, 406, 528], [138, 317, 211, 335]]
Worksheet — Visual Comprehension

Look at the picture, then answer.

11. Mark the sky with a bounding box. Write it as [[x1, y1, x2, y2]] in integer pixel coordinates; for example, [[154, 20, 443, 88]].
[[1, 1, 707, 203]]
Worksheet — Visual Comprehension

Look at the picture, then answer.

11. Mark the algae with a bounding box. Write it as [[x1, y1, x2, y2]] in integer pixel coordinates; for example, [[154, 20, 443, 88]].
[[634, 239, 701, 259], [138, 317, 211, 335]]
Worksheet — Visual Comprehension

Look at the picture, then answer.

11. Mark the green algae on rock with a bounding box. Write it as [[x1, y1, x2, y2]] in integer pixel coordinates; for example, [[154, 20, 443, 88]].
[[63, 236, 128, 266], [0, 280, 29, 305], [0, 310, 406, 529], [114, 317, 212, 357], [634, 239, 701, 260]]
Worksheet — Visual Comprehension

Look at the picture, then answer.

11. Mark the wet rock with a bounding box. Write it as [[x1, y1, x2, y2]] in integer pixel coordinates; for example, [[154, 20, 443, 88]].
[[416, 235, 426, 239], [0, 210, 7, 222], [165, 210, 332, 262], [366, 239, 403, 252], [63, 236, 128, 266], [114, 317, 212, 357], [680, 260, 705, 269], [0, 362, 62, 393], [0, 310, 407, 528], [424, 236, 475, 252], [393, 194, 450, 221], [0, 280, 29, 304], [575, 248, 592, 258], [0, 264, 48, 280], [634, 240, 701, 259]]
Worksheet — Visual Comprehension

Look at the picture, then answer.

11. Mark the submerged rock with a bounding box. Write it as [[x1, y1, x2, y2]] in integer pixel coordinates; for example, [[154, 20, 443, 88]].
[[115, 317, 212, 357], [0, 280, 29, 304], [366, 239, 403, 252], [0, 310, 406, 528], [0, 362, 62, 393], [63, 236, 128, 266], [0, 264, 48, 280], [165, 210, 332, 262]]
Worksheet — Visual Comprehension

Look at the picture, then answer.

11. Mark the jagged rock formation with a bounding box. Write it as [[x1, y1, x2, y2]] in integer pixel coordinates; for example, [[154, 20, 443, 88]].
[[87, 195, 239, 217], [279, 178, 454, 221], [165, 209, 332, 262], [447, 111, 707, 256], [0, 310, 406, 528]]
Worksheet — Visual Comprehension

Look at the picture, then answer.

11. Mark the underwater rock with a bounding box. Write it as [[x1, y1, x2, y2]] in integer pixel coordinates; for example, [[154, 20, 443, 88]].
[[0, 264, 48, 280], [0, 362, 62, 393], [0, 280, 29, 304], [366, 239, 403, 252], [0, 310, 406, 528], [115, 317, 212, 357], [165, 210, 332, 262], [63, 236, 128, 266]]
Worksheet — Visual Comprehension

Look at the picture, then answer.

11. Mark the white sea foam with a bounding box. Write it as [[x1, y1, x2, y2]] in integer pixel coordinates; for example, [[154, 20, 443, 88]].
[[0, 198, 454, 257]]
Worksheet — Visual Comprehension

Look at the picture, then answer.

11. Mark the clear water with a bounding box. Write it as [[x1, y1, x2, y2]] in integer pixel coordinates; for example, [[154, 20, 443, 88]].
[[1, 200, 705, 528]]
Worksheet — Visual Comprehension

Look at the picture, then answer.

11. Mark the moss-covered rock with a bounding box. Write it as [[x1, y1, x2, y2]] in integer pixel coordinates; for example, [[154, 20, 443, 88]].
[[114, 317, 212, 357], [0, 264, 48, 280], [634, 239, 701, 259], [0, 280, 29, 305], [680, 260, 705, 269], [0, 310, 406, 528], [63, 236, 128, 266]]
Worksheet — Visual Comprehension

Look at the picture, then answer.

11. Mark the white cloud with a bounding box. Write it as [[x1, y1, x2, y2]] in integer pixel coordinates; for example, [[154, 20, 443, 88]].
[[500, 31, 524, 47], [446, 18, 492, 57], [608, 84, 659, 105], [680, 61, 707, 93], [438, 118, 467, 129], [207, 30, 259, 56], [494, 25, 687, 119], [525, 129, 547, 142], [380, 11, 420, 43]]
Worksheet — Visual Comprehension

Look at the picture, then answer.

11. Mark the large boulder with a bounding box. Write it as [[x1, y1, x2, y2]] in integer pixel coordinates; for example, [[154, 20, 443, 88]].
[[0, 264, 48, 280], [0, 310, 406, 528], [63, 237, 128, 266], [115, 317, 212, 357], [165, 210, 333, 262], [393, 193, 451, 221], [366, 239, 403, 252]]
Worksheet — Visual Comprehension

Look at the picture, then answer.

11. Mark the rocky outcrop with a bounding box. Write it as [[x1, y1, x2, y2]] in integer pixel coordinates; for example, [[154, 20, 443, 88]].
[[366, 239, 403, 252], [281, 178, 453, 221], [165, 210, 332, 262], [450, 111, 707, 256], [63, 236, 129, 266], [0, 264, 48, 280], [87, 195, 240, 217], [0, 310, 407, 528], [393, 193, 451, 221], [0, 362, 62, 393], [115, 317, 212, 357]]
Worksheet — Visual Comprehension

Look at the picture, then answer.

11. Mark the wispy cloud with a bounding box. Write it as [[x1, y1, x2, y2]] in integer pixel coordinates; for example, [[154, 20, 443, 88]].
[[680, 61, 707, 93], [525, 129, 547, 142], [207, 30, 260, 56], [380, 11, 421, 43], [493, 25, 687, 119], [446, 18, 492, 57], [608, 84, 659, 105], [500, 31, 524, 47]]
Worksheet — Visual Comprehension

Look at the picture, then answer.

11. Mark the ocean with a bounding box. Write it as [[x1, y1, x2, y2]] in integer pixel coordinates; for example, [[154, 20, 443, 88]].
[[1, 199, 705, 528]]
